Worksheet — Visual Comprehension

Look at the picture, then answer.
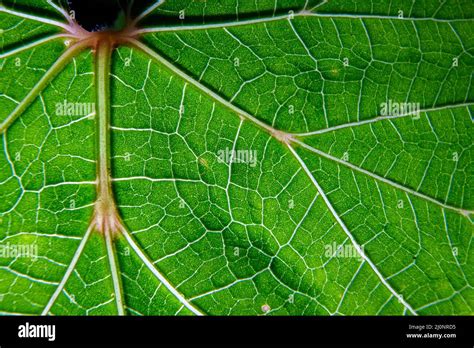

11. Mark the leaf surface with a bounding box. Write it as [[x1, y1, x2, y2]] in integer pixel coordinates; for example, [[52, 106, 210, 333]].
[[0, 0, 473, 316]]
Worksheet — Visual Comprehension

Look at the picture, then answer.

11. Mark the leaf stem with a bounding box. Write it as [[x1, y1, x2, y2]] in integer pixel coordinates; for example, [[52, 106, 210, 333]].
[[94, 38, 126, 314], [93, 38, 124, 235], [96, 39, 113, 213]]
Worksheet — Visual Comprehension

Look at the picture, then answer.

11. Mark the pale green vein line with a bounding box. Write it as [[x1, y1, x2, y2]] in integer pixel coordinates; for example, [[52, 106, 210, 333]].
[[308, 0, 328, 11], [0, 34, 71, 59], [112, 176, 201, 183], [127, 38, 472, 219], [188, 267, 332, 314], [286, 143, 418, 316], [119, 225, 204, 316], [334, 260, 365, 315], [283, 193, 318, 247], [40, 181, 97, 188], [110, 126, 168, 135], [0, 42, 88, 134], [135, 12, 290, 34], [0, 232, 82, 242], [46, 0, 73, 24], [294, 139, 474, 218], [132, 0, 167, 26], [0, 311, 32, 316], [301, 10, 473, 23], [135, 10, 473, 34], [0, 4, 71, 31], [415, 285, 470, 312], [292, 138, 473, 218], [53, 112, 96, 130], [188, 269, 267, 302], [175, 305, 185, 315], [226, 118, 243, 221], [286, 16, 328, 128], [105, 227, 125, 315], [41, 224, 94, 315], [376, 295, 395, 315], [0, 267, 59, 286], [127, 39, 290, 142], [443, 210, 469, 281], [294, 103, 474, 137]]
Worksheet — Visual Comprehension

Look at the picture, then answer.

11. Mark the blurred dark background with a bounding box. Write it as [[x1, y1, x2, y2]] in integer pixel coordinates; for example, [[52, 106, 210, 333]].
[[66, 0, 156, 31]]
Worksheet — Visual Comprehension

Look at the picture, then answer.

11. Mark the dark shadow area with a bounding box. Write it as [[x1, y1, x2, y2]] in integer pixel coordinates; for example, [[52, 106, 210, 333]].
[[67, 0, 156, 31], [3, 0, 67, 20], [67, 0, 310, 31]]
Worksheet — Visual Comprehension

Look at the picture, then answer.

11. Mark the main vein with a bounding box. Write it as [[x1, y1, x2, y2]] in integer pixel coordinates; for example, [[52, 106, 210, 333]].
[[95, 39, 125, 315]]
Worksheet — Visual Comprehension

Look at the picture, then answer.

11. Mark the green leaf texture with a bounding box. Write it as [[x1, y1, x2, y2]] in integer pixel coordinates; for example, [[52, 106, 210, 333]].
[[0, 0, 473, 316]]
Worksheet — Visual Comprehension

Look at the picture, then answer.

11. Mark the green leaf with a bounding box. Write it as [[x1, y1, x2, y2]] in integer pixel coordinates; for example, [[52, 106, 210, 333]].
[[0, 0, 473, 316]]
